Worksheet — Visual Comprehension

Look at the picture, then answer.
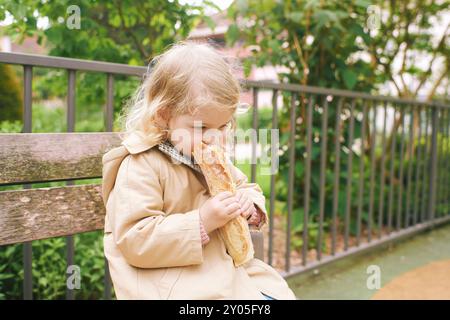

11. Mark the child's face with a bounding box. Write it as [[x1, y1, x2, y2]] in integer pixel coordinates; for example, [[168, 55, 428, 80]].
[[167, 106, 234, 158]]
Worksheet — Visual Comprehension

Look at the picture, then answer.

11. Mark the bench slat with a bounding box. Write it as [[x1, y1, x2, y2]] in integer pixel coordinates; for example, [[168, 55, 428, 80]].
[[0, 184, 105, 245], [0, 133, 122, 185]]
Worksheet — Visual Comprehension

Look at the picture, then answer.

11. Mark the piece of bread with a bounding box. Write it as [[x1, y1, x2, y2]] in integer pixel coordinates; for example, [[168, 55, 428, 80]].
[[192, 142, 254, 267]]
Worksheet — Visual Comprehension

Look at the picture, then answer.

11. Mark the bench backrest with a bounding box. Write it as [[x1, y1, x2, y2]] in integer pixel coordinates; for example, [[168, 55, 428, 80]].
[[0, 133, 264, 259], [0, 133, 120, 245]]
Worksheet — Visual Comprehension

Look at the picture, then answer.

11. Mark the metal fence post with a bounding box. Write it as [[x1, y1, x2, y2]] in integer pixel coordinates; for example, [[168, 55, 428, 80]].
[[427, 107, 439, 221]]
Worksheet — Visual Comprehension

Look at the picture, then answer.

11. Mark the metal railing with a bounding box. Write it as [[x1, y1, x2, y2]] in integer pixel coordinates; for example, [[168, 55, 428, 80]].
[[240, 83, 449, 279], [0, 52, 449, 298]]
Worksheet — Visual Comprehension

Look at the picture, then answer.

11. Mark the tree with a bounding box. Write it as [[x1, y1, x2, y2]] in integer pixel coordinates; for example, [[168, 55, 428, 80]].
[[226, 0, 448, 98], [225, 0, 449, 243], [1, 0, 220, 63], [0, 0, 220, 125]]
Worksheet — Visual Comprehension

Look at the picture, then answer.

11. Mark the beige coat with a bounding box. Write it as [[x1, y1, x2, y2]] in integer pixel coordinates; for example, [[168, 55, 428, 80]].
[[102, 132, 296, 300]]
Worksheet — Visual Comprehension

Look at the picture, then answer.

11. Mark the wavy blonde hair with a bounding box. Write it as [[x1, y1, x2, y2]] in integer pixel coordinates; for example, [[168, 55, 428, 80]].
[[120, 40, 243, 146]]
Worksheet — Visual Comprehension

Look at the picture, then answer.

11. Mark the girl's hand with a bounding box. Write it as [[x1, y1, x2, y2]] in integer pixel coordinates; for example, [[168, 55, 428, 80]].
[[235, 189, 256, 220], [199, 191, 242, 234]]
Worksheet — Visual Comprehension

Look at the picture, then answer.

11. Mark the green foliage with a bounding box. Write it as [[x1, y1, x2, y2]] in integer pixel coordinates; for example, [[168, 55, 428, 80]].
[[227, 0, 376, 91], [0, 64, 23, 121], [0, 120, 22, 133], [227, 0, 448, 98], [0, 0, 220, 126], [0, 232, 108, 300], [226, 0, 449, 250], [1, 0, 219, 62]]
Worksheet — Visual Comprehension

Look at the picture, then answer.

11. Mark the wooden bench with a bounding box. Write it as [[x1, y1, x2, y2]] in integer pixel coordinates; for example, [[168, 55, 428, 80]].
[[0, 133, 264, 297]]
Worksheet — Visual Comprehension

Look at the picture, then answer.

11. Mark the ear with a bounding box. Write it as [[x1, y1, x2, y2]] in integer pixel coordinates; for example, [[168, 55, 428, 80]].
[[154, 107, 170, 128]]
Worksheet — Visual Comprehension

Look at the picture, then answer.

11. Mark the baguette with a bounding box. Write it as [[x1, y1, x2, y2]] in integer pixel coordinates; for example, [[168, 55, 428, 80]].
[[192, 142, 254, 266]]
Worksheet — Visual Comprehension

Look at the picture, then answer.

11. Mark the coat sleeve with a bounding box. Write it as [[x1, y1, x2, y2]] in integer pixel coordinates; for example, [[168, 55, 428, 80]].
[[109, 153, 204, 269], [227, 161, 268, 230]]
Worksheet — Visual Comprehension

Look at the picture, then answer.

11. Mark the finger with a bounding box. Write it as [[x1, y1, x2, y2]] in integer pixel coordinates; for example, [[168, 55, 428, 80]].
[[220, 196, 240, 207], [230, 208, 243, 219], [241, 197, 253, 211], [236, 190, 244, 202], [244, 197, 254, 209], [245, 204, 258, 219], [240, 201, 253, 217], [241, 210, 252, 219], [224, 203, 241, 215], [237, 194, 250, 208], [215, 191, 234, 201]]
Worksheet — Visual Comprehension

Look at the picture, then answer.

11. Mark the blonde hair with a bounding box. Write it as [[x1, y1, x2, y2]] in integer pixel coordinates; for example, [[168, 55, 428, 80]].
[[120, 40, 243, 145]]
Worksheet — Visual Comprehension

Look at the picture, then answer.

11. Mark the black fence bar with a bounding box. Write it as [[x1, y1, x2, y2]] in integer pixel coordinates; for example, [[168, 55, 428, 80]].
[[285, 93, 297, 271], [104, 260, 112, 300], [378, 102, 388, 238], [427, 108, 439, 220], [242, 79, 448, 108], [368, 101, 377, 242], [22, 65, 33, 300], [387, 106, 398, 234], [437, 109, 446, 217], [404, 105, 414, 228], [440, 108, 446, 217], [434, 108, 441, 218], [250, 88, 259, 183], [356, 101, 368, 245], [23, 66, 33, 133], [267, 89, 277, 266], [0, 52, 145, 76], [413, 107, 423, 225], [420, 109, 431, 222], [302, 95, 314, 265], [396, 108, 406, 231], [331, 97, 343, 254], [103, 75, 114, 300], [65, 69, 76, 300], [105, 73, 114, 132], [445, 110, 450, 216], [445, 109, 448, 214], [317, 98, 328, 260], [344, 99, 355, 250]]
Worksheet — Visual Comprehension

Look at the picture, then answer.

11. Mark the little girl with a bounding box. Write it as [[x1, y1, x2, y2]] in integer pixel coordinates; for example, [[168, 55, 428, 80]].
[[101, 41, 296, 300]]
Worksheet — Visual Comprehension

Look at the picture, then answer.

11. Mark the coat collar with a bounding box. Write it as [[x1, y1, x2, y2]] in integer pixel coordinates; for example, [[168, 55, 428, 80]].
[[121, 131, 159, 154]]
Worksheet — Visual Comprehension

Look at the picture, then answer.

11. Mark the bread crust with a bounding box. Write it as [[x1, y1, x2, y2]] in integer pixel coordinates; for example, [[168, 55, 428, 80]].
[[192, 142, 254, 266]]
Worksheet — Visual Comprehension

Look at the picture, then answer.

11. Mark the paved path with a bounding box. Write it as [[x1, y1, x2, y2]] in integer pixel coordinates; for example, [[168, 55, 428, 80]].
[[288, 222, 450, 299]]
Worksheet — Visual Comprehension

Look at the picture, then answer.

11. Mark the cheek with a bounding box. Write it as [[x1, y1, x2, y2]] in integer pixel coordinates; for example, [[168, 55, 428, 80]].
[[202, 129, 228, 146], [169, 128, 194, 154]]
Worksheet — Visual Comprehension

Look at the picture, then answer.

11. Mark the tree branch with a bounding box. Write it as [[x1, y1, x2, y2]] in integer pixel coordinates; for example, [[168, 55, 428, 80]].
[[413, 23, 449, 96], [117, 0, 149, 59]]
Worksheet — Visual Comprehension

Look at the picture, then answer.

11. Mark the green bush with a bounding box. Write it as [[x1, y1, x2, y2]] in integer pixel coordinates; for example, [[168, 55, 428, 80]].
[[0, 64, 23, 122], [0, 231, 111, 300]]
